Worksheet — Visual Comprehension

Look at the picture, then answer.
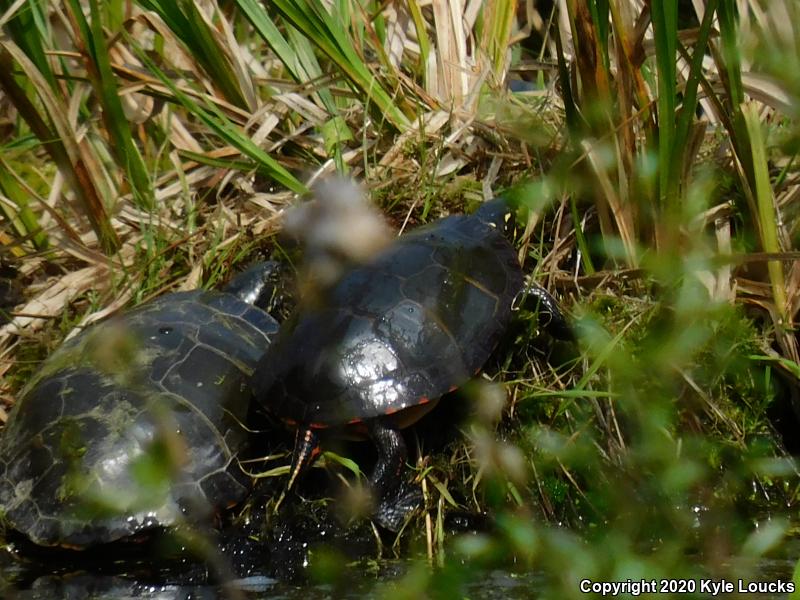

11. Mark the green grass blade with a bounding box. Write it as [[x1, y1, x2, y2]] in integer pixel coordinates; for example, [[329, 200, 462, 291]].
[[406, 0, 430, 84], [0, 159, 48, 250], [269, 0, 411, 130], [67, 0, 154, 209], [587, 0, 610, 72], [0, 41, 119, 253], [136, 0, 250, 109], [287, 26, 338, 112], [321, 451, 363, 478], [233, 0, 337, 113], [321, 114, 354, 172], [716, 1, 753, 188], [570, 196, 594, 274], [553, 21, 581, 138], [650, 0, 678, 205], [131, 38, 307, 195], [176, 150, 255, 172], [743, 102, 788, 323], [667, 0, 719, 200], [0, 0, 58, 90], [717, 1, 745, 109], [480, 0, 517, 82]]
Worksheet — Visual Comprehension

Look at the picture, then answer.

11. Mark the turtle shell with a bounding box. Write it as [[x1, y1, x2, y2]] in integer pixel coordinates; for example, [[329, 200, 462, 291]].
[[253, 213, 523, 427], [0, 290, 278, 548]]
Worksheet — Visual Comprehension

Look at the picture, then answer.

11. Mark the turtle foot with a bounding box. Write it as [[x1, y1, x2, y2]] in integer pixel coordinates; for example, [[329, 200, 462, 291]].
[[373, 483, 423, 532]]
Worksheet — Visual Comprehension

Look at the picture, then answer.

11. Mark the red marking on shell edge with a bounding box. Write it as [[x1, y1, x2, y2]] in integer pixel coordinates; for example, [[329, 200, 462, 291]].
[[60, 542, 88, 551], [384, 397, 430, 415], [285, 417, 329, 430]]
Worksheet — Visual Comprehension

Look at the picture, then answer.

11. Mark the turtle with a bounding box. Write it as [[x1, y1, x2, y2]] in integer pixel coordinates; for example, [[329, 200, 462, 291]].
[[0, 262, 286, 549], [251, 197, 572, 531]]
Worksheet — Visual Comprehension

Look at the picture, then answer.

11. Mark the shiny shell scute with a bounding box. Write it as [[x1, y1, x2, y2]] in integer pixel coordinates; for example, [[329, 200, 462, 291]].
[[254, 213, 523, 427]]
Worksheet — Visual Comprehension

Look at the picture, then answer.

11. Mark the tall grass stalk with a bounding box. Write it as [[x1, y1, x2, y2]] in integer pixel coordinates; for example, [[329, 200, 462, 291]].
[[743, 103, 788, 324], [67, 0, 154, 209], [137, 0, 254, 109], [0, 41, 120, 253], [268, 0, 412, 130]]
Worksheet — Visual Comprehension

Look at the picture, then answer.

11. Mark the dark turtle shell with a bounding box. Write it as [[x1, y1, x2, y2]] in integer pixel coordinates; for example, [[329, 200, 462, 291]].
[[253, 212, 523, 427], [0, 290, 278, 548]]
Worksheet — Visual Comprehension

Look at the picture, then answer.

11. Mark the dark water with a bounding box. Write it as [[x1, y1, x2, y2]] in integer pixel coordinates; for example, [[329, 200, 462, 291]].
[[1, 516, 797, 600], [0, 562, 551, 600], [0, 551, 795, 600]]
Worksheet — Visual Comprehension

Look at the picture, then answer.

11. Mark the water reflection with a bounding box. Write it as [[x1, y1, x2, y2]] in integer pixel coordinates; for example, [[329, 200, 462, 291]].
[[0, 546, 796, 599]]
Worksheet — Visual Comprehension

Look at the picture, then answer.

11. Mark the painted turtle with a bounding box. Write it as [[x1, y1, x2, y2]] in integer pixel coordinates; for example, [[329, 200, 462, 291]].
[[0, 263, 283, 548], [252, 198, 571, 530]]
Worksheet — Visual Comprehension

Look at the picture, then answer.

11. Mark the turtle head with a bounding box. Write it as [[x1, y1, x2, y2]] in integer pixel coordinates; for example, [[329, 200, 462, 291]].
[[473, 197, 516, 236], [223, 261, 294, 317]]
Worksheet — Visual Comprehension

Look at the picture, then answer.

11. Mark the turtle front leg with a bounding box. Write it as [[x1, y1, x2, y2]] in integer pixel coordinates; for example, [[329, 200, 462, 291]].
[[274, 426, 320, 512], [287, 426, 321, 490], [222, 261, 293, 315], [516, 281, 573, 341], [367, 418, 422, 531]]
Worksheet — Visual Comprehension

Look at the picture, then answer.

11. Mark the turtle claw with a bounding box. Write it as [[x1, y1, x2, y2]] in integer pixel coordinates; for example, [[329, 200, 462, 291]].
[[373, 483, 423, 532]]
